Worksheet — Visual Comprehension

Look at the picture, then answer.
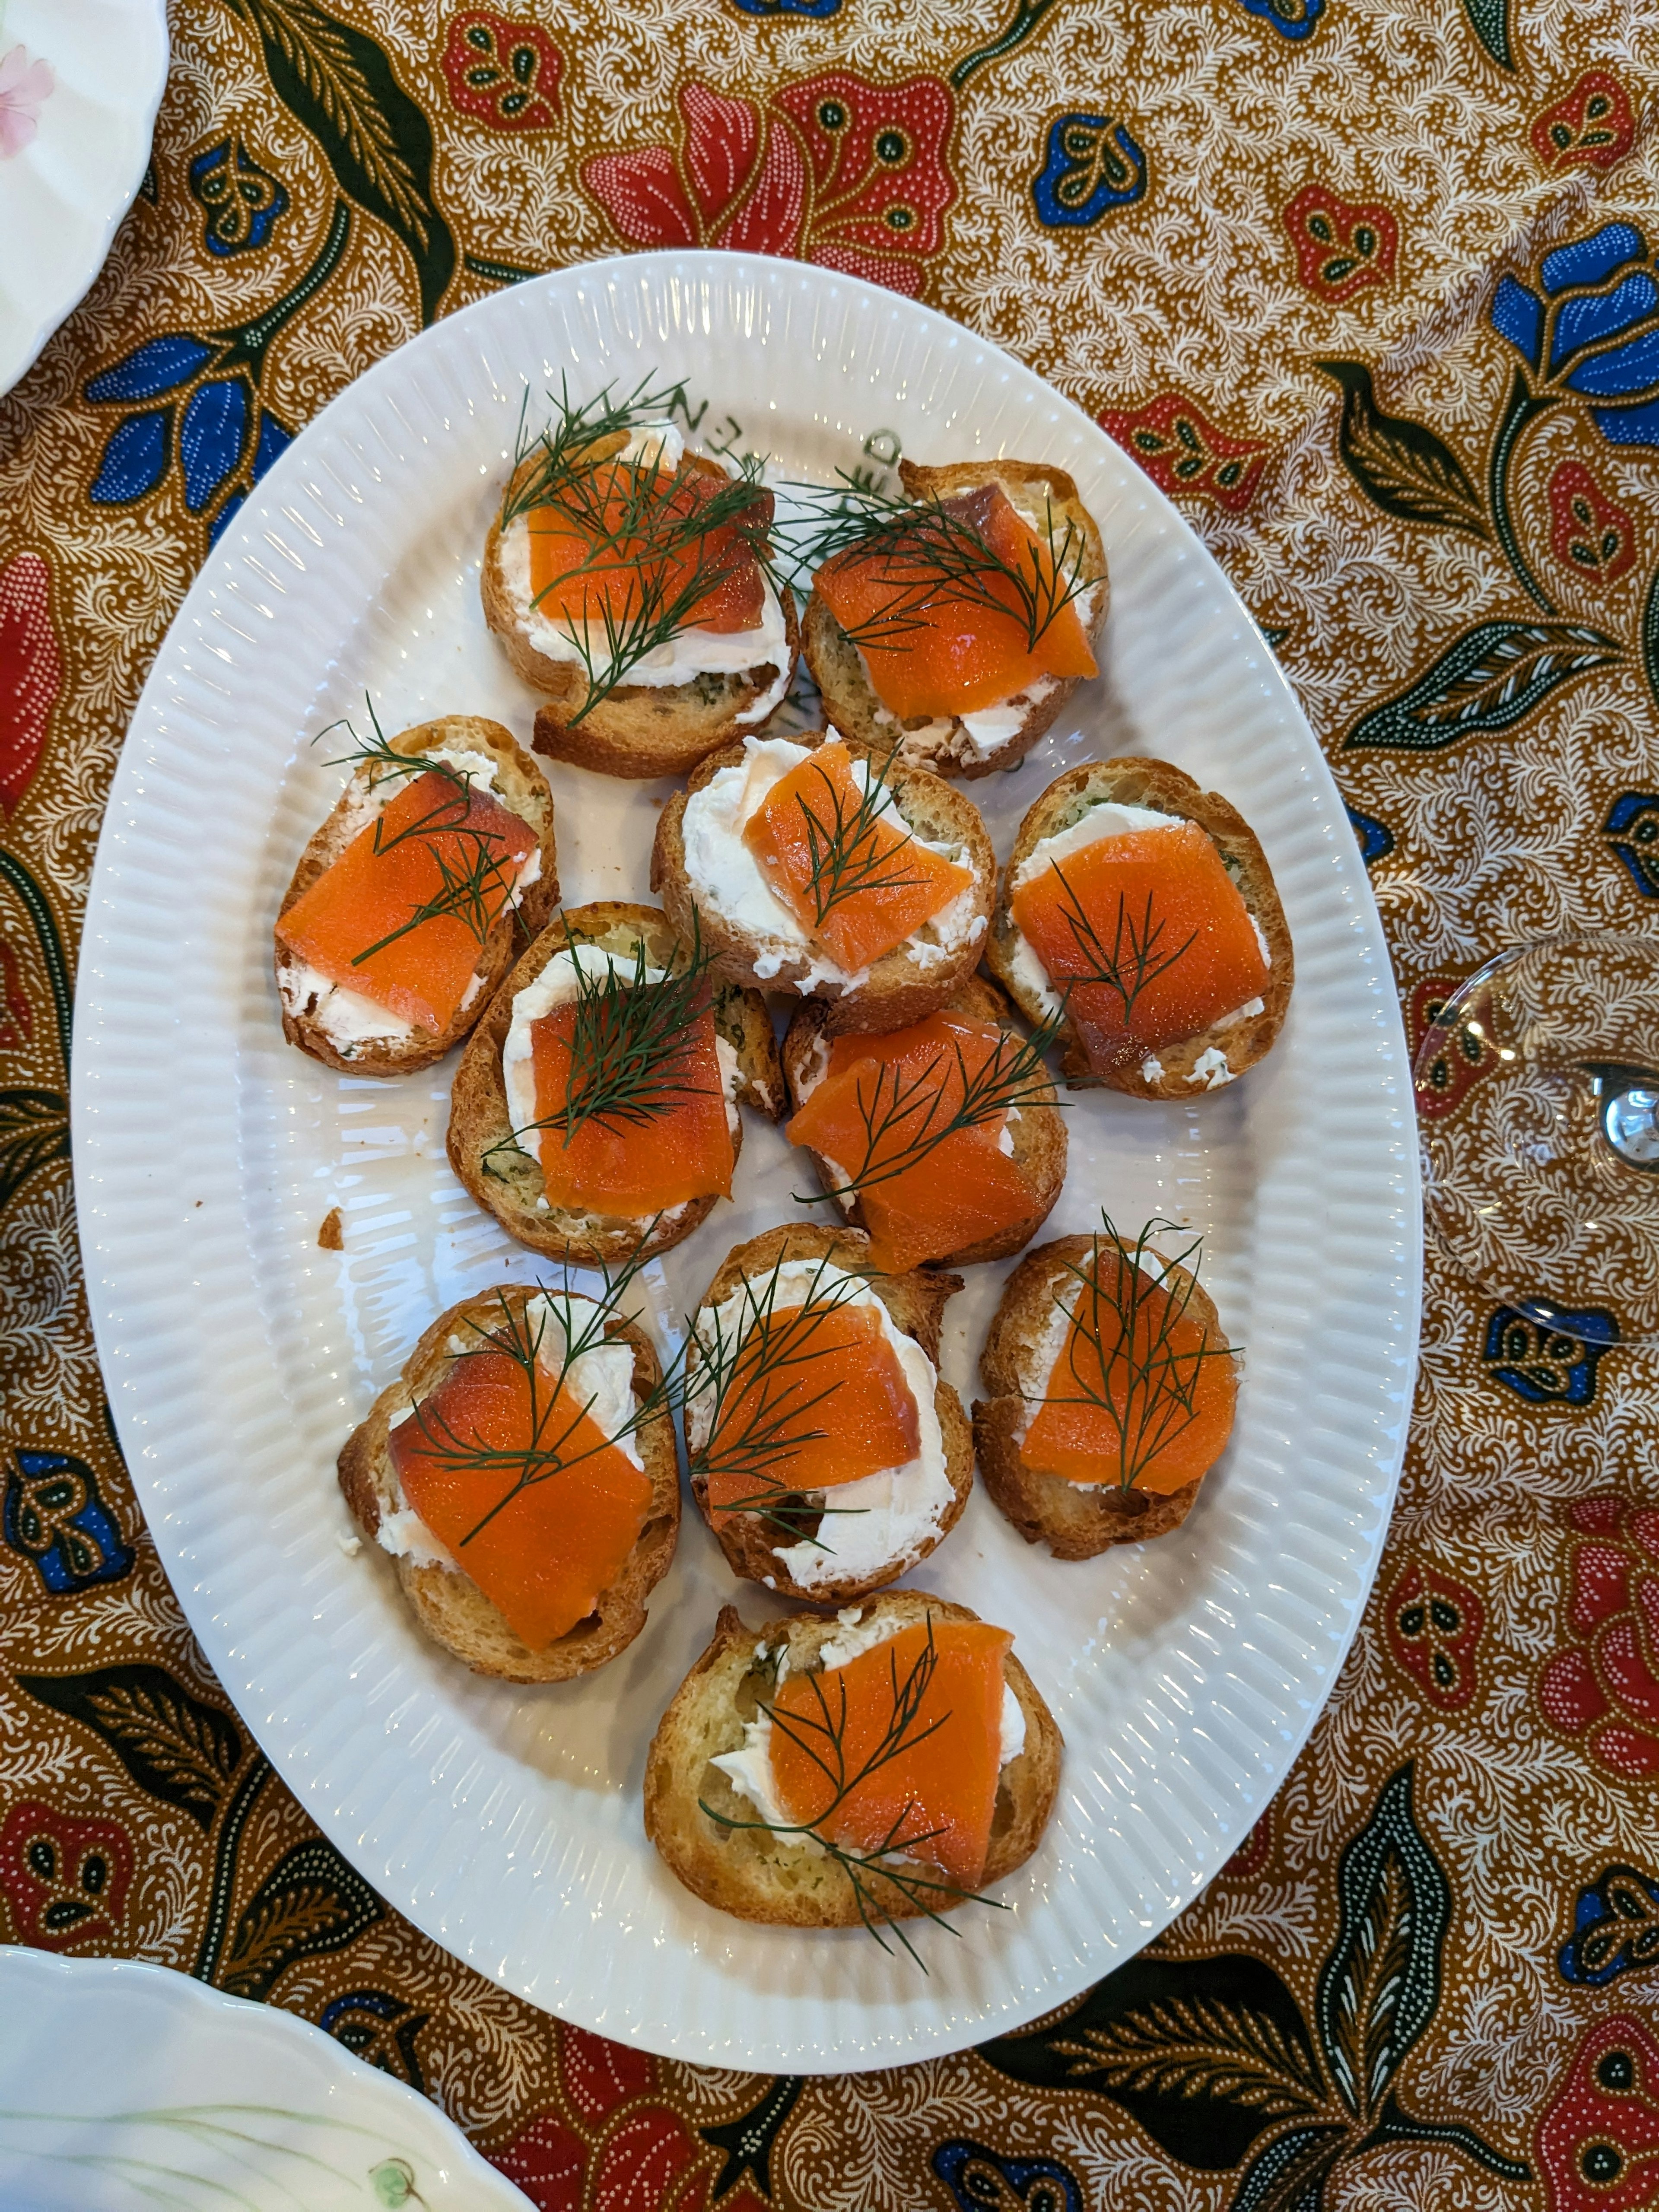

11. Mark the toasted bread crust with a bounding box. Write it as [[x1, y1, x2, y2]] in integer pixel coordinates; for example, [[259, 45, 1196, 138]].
[[446, 902, 782, 1266], [650, 731, 995, 1035], [780, 973, 1067, 1269], [337, 1286, 678, 1680], [481, 449, 800, 779], [685, 1223, 969, 1602], [275, 716, 558, 1078], [804, 458, 1108, 782], [973, 1233, 1234, 1556], [983, 756, 1294, 1096], [644, 1592, 1063, 1926]]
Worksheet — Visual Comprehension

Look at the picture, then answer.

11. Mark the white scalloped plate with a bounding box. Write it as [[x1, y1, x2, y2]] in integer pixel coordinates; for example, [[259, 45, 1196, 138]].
[[0, 0, 167, 400], [73, 251, 1420, 2073]]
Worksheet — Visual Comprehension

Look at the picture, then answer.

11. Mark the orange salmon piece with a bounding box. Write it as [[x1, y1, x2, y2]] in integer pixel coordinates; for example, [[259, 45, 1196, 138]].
[[1022, 1248, 1236, 1495], [277, 772, 535, 1033], [815, 482, 1097, 721], [769, 1619, 1013, 1889], [1009, 821, 1269, 1077], [702, 1299, 920, 1516], [389, 1338, 650, 1648], [786, 1010, 1039, 1271], [527, 458, 769, 636], [528, 993, 734, 1213], [742, 741, 973, 973]]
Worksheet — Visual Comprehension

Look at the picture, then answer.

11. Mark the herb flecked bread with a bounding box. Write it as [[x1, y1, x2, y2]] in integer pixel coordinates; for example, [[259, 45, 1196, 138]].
[[984, 755, 1294, 1096], [973, 1233, 1232, 1555], [446, 902, 782, 1266], [337, 1286, 678, 1681], [803, 458, 1108, 780], [644, 1592, 1063, 1928], [650, 731, 996, 1035], [275, 714, 557, 1078], [685, 1223, 971, 1604], [780, 973, 1068, 1269], [481, 445, 800, 780]]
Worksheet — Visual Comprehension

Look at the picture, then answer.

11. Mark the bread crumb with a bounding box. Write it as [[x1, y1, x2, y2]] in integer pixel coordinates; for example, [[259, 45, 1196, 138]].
[[318, 1207, 344, 1251], [337, 1531, 362, 1558]]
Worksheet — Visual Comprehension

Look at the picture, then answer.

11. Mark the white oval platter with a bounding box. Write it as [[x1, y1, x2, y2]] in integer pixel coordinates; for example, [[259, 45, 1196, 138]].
[[73, 249, 1420, 2073]]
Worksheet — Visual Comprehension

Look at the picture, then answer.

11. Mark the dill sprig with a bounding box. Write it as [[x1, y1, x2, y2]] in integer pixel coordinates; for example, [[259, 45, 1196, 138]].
[[789, 742, 930, 934], [795, 1011, 1066, 1212], [400, 1241, 676, 1549], [681, 1252, 875, 1550], [1036, 1213, 1235, 1493], [1045, 859, 1197, 1032], [777, 472, 1095, 656], [699, 1614, 1009, 1967], [501, 373, 690, 529]]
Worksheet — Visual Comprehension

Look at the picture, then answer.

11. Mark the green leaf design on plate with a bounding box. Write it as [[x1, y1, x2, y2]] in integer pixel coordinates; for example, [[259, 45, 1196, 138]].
[[218, 0, 455, 324], [1316, 362, 1489, 540], [19, 1664, 244, 1831], [219, 1836, 384, 2000], [1459, 0, 1513, 67], [0, 1087, 69, 1212], [1344, 619, 1621, 751]]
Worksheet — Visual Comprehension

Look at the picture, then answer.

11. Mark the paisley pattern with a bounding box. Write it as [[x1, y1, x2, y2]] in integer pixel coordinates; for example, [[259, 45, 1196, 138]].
[[3, 0, 1659, 2198]]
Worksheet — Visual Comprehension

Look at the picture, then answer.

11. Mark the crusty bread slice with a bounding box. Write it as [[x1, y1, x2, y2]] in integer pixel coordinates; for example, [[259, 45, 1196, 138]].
[[803, 458, 1107, 781], [338, 1285, 677, 1681], [644, 1591, 1062, 1928], [983, 756, 1294, 1096], [651, 731, 995, 1035], [275, 715, 557, 1078], [481, 446, 800, 779], [973, 1233, 1233, 1556], [685, 1223, 970, 1603], [447, 902, 783, 1266], [780, 973, 1067, 1269]]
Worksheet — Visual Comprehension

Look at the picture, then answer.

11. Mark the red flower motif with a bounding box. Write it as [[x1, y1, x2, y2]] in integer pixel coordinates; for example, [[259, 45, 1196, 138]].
[[1547, 460, 1637, 586], [1538, 2015, 1659, 2212], [1100, 392, 1268, 515], [0, 550, 62, 816], [582, 71, 957, 297], [558, 2021, 653, 2126], [1538, 1493, 1659, 1779], [1383, 1555, 1484, 1710], [490, 2112, 587, 2212], [1531, 70, 1636, 175], [1282, 183, 1398, 301], [0, 1801, 133, 1950], [1405, 971, 1500, 1120], [589, 2106, 713, 2212], [0, 940, 32, 1049], [442, 11, 561, 132]]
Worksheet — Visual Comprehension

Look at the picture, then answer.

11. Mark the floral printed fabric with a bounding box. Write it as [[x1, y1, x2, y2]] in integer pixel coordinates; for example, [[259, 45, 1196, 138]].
[[1, 1, 1657, 2205]]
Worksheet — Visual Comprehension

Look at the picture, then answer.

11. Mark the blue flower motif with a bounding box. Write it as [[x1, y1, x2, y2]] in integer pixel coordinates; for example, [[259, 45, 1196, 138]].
[[729, 0, 841, 12], [188, 137, 289, 257], [90, 410, 172, 504], [933, 2141, 1082, 2212], [1604, 791, 1659, 898], [1560, 1863, 1659, 1986], [84, 334, 214, 405], [1033, 113, 1147, 228], [1483, 1303, 1619, 1406], [1232, 0, 1323, 40], [1346, 803, 1395, 869], [4, 1449, 134, 1594], [180, 378, 250, 513], [1490, 220, 1659, 448]]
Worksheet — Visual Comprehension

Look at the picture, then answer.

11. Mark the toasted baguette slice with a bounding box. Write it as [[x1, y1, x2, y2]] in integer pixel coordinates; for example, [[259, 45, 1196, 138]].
[[984, 756, 1293, 1096], [685, 1224, 970, 1603], [275, 715, 557, 1078], [481, 445, 800, 779], [780, 973, 1067, 1269], [447, 902, 782, 1267], [803, 458, 1107, 781], [645, 1592, 1062, 1928], [338, 1285, 677, 1680], [974, 1233, 1233, 1556], [651, 732, 995, 1035]]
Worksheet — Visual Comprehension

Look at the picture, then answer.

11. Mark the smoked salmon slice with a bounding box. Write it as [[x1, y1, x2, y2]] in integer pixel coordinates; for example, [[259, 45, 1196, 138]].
[[786, 1010, 1038, 1271], [1010, 821, 1269, 1076], [390, 1333, 650, 1648], [769, 1618, 1013, 1888], [743, 741, 973, 973], [702, 1299, 920, 1516], [276, 771, 535, 1033], [528, 990, 734, 1214], [1022, 1246, 1236, 1495], [527, 456, 769, 637], [815, 483, 1097, 721]]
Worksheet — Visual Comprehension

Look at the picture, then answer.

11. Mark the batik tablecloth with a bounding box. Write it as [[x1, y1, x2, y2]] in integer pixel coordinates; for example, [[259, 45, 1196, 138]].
[[3, 2, 1657, 2205]]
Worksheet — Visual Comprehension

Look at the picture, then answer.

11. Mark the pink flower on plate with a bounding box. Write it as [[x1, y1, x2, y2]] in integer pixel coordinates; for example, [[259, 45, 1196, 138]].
[[0, 45, 54, 162]]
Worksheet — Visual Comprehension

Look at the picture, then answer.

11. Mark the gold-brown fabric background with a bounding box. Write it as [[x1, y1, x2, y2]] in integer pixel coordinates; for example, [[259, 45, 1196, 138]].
[[2, 2, 1658, 2205]]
